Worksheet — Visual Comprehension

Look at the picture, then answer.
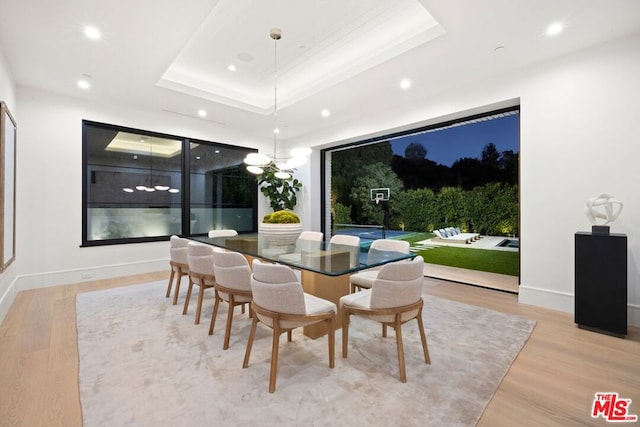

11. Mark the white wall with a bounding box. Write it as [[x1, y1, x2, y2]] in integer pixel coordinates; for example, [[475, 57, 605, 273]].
[[0, 44, 18, 320], [518, 37, 640, 318], [302, 33, 640, 325], [13, 88, 268, 290]]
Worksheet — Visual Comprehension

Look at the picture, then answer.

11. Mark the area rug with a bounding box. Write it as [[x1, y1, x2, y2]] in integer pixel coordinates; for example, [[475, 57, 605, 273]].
[[76, 281, 535, 426]]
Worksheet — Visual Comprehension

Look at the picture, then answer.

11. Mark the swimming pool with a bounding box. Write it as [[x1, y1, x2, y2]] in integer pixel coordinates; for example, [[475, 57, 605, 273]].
[[498, 238, 519, 248]]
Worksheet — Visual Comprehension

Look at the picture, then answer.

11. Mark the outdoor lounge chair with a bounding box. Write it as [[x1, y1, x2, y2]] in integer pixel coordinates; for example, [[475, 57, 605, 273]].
[[445, 227, 480, 241], [432, 229, 471, 244]]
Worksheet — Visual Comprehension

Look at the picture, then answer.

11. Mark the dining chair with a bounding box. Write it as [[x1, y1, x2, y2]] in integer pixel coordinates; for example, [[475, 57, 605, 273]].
[[183, 242, 216, 325], [329, 234, 361, 267], [277, 230, 324, 264], [243, 259, 337, 393], [166, 235, 190, 305], [210, 250, 252, 350], [349, 239, 411, 293], [208, 229, 238, 238], [340, 255, 430, 383]]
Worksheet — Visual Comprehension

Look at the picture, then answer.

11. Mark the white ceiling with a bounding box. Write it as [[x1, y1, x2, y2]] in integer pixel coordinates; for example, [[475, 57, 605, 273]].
[[1, 0, 640, 148]]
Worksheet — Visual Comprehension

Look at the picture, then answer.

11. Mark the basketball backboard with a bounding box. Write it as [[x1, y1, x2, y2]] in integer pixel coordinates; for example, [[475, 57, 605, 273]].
[[370, 188, 390, 203]]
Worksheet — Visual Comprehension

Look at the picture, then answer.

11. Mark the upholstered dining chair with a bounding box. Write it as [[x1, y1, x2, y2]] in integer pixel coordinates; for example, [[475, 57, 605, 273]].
[[183, 242, 216, 325], [210, 250, 253, 350], [277, 230, 324, 263], [208, 229, 238, 238], [243, 259, 337, 393], [166, 235, 190, 305], [349, 239, 411, 293], [329, 234, 361, 267], [340, 255, 430, 383]]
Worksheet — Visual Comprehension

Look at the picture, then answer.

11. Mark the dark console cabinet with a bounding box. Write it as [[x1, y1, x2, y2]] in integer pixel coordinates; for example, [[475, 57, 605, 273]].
[[575, 232, 627, 336]]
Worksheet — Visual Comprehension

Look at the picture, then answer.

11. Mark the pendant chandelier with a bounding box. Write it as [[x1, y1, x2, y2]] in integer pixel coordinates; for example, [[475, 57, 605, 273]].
[[243, 28, 311, 179], [123, 138, 179, 193]]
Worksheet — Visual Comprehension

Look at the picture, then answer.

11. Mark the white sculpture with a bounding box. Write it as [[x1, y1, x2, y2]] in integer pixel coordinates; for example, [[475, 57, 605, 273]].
[[584, 193, 623, 225]]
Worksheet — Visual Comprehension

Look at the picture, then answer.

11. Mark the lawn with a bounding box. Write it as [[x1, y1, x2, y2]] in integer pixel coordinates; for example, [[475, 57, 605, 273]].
[[395, 232, 520, 276]]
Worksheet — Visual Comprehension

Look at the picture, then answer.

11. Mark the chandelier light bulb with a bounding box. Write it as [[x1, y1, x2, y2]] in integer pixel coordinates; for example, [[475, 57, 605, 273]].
[[247, 165, 264, 174], [136, 185, 147, 191], [154, 185, 170, 191], [244, 152, 271, 166], [274, 171, 291, 179]]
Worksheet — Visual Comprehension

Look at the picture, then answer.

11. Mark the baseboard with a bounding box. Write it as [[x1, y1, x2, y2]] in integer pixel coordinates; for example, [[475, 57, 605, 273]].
[[519, 285, 640, 328], [628, 304, 640, 328], [15, 259, 168, 291], [0, 276, 18, 326]]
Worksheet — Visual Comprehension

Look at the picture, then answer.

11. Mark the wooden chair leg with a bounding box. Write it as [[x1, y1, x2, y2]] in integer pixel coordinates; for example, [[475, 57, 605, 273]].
[[327, 316, 335, 368], [416, 311, 431, 364], [165, 269, 175, 298], [342, 309, 350, 358], [209, 290, 221, 335], [173, 271, 185, 305], [269, 324, 281, 393], [223, 295, 235, 350], [394, 314, 407, 383], [182, 278, 193, 315], [194, 282, 205, 324], [243, 314, 258, 369]]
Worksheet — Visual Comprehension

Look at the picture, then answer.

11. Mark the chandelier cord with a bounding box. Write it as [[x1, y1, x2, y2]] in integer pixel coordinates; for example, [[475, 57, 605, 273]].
[[272, 29, 279, 159]]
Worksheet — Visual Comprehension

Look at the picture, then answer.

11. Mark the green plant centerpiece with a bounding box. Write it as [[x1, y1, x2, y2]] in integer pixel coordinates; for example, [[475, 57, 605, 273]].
[[257, 162, 303, 247], [257, 161, 303, 211], [262, 210, 301, 224]]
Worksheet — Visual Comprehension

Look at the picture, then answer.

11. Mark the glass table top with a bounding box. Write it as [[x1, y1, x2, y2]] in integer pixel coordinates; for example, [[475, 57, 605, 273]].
[[189, 233, 414, 276]]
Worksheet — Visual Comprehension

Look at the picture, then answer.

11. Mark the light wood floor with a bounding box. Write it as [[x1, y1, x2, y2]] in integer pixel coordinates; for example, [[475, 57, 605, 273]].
[[1, 271, 638, 426]]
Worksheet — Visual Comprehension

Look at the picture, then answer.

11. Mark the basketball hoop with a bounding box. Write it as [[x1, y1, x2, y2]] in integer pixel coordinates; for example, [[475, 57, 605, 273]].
[[370, 188, 390, 205]]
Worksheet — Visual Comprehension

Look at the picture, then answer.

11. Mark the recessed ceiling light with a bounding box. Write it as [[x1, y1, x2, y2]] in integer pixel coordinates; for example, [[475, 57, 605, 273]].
[[214, 150, 220, 154], [546, 22, 564, 37], [84, 25, 101, 40], [197, 109, 207, 117], [321, 109, 330, 118], [400, 78, 412, 90], [228, 65, 236, 71], [77, 79, 90, 90], [494, 46, 505, 52]]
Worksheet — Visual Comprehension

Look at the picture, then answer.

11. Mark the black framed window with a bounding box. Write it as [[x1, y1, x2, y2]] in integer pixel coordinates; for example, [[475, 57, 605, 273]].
[[82, 121, 257, 246]]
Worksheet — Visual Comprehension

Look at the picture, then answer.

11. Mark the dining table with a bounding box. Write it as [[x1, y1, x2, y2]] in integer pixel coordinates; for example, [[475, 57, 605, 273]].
[[189, 233, 415, 338]]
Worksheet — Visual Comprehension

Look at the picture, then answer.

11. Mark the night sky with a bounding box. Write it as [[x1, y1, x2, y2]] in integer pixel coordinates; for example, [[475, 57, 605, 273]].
[[391, 112, 519, 166]]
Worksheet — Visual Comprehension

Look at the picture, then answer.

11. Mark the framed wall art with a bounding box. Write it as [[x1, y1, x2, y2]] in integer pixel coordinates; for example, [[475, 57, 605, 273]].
[[1, 101, 16, 272]]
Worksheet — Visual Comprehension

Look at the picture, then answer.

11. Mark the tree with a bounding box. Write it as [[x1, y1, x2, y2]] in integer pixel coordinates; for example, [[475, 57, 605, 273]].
[[481, 142, 500, 168], [349, 162, 403, 225], [404, 142, 427, 161], [331, 141, 394, 206], [393, 188, 438, 232], [499, 149, 519, 185]]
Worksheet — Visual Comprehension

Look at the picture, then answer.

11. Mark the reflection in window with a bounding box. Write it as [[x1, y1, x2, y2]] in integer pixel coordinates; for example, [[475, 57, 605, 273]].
[[189, 141, 255, 235], [83, 121, 256, 245]]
